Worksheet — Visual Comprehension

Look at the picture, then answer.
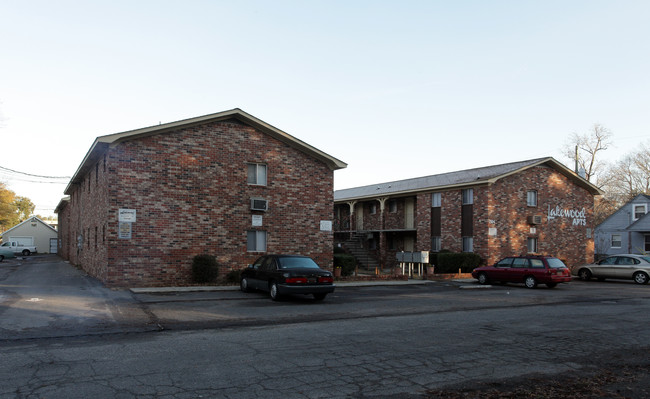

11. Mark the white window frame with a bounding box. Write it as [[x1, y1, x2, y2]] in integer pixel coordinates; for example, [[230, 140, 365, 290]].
[[462, 189, 473, 205], [527, 237, 538, 253], [633, 204, 647, 220], [527, 190, 538, 207], [247, 163, 267, 186], [611, 234, 622, 249], [431, 193, 441, 208], [462, 237, 473, 252], [247, 230, 267, 252]]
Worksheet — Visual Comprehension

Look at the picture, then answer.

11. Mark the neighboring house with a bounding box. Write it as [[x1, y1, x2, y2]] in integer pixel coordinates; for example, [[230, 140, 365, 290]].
[[334, 157, 602, 270], [1, 216, 59, 254], [55, 109, 346, 287], [595, 194, 650, 256]]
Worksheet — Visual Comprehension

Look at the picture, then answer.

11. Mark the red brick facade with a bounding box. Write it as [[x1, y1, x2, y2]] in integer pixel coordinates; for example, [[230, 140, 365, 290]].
[[334, 162, 598, 270], [57, 112, 344, 287]]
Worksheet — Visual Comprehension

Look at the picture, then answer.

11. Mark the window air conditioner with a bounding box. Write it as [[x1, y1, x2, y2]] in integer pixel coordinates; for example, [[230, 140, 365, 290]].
[[250, 199, 268, 211], [527, 215, 542, 225]]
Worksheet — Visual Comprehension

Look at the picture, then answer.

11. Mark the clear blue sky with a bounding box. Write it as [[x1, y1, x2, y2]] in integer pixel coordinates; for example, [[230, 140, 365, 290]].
[[1, 0, 649, 216]]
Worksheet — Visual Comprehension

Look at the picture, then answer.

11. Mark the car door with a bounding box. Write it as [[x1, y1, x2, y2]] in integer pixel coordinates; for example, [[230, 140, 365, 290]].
[[509, 258, 530, 283], [592, 256, 617, 278], [492, 258, 514, 281], [613, 256, 638, 279], [256, 256, 279, 290], [246, 256, 266, 290]]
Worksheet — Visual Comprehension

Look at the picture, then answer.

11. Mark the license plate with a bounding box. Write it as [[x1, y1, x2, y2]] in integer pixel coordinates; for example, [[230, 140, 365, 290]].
[[308, 277, 317, 283]]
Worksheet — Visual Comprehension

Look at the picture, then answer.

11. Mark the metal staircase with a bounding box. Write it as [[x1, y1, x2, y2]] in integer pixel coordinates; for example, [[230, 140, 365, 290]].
[[342, 233, 380, 271]]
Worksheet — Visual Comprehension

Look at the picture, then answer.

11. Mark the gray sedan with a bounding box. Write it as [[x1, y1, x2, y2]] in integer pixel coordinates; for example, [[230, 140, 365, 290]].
[[575, 254, 650, 284]]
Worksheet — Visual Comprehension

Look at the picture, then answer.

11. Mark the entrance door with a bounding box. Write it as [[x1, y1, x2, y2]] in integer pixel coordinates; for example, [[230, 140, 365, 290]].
[[405, 198, 414, 229], [356, 203, 364, 230], [50, 238, 58, 254], [404, 236, 414, 252]]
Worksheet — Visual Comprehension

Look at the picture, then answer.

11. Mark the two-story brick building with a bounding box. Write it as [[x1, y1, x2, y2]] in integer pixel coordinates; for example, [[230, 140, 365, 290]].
[[55, 109, 346, 287], [334, 158, 602, 270]]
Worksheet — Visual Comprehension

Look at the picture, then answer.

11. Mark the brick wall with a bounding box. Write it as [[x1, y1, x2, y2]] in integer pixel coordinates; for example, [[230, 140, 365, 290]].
[[485, 165, 595, 268], [61, 119, 335, 287]]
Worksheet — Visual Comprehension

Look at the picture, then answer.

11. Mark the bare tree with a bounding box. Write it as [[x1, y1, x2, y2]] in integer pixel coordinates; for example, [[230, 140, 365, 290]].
[[563, 124, 613, 183]]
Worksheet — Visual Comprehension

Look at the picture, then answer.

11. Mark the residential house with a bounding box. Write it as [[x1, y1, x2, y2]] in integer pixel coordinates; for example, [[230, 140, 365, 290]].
[[55, 109, 346, 287], [1, 216, 59, 254], [334, 157, 602, 270], [595, 194, 650, 256]]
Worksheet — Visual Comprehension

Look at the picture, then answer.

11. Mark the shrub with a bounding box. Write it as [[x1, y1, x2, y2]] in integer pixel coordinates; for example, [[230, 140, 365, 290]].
[[191, 254, 218, 283], [225, 269, 241, 284], [334, 245, 347, 254], [433, 252, 482, 274], [334, 253, 357, 276]]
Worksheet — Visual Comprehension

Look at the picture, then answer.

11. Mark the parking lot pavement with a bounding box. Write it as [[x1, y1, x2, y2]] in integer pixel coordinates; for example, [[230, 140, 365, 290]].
[[0, 255, 154, 341]]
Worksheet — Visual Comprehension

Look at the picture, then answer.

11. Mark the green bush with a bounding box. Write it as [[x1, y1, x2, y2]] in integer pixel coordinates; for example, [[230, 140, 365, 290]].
[[433, 252, 482, 274], [334, 253, 357, 276], [225, 269, 241, 284], [191, 254, 219, 283], [334, 245, 346, 254]]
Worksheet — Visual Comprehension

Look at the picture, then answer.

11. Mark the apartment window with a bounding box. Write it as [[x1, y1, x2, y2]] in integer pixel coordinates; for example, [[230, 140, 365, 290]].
[[462, 188, 473, 205], [388, 200, 397, 213], [431, 236, 441, 252], [247, 230, 267, 252], [611, 234, 622, 248], [633, 204, 646, 220], [462, 237, 473, 252], [247, 163, 267, 186], [527, 237, 538, 253], [431, 193, 441, 208], [369, 203, 377, 214], [527, 190, 538, 207]]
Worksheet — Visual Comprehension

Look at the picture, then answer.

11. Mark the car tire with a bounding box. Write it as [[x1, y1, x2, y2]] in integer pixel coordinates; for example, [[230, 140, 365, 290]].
[[240, 277, 250, 292], [269, 281, 281, 301], [0, 255, 4, 262], [477, 272, 489, 285], [524, 275, 537, 289], [22, 250, 30, 256], [546, 283, 557, 288], [633, 272, 649, 285], [313, 293, 327, 301], [578, 269, 592, 281]]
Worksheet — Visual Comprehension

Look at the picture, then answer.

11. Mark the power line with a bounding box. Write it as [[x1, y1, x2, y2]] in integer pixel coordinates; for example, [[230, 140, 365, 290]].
[[0, 165, 70, 179]]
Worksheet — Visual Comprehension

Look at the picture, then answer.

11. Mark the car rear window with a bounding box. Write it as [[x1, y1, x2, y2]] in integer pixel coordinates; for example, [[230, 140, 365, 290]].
[[546, 258, 567, 268], [277, 257, 320, 269]]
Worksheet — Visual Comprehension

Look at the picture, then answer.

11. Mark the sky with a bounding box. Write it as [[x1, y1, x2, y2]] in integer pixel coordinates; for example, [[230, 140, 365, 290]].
[[1, 0, 649, 217]]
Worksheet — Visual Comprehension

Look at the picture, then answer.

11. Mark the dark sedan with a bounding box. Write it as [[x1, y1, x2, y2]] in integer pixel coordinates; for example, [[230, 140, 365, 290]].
[[240, 255, 335, 301]]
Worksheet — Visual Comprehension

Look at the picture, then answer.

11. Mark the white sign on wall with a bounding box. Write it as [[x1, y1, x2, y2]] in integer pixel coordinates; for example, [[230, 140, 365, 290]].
[[547, 205, 586, 226], [320, 220, 332, 232], [119, 209, 137, 222], [252, 215, 263, 227]]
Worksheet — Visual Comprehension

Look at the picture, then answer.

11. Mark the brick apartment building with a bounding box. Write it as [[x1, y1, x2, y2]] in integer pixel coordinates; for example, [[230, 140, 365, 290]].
[[55, 109, 346, 287], [334, 158, 602, 270]]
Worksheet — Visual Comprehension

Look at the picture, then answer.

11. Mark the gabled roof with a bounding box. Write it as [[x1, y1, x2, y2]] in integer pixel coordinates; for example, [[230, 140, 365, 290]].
[[64, 108, 347, 195], [335, 157, 603, 202], [1, 216, 58, 236], [597, 193, 650, 230]]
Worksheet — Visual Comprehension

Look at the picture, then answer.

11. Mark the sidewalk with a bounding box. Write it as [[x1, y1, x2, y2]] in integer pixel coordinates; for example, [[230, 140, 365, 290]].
[[129, 278, 477, 294]]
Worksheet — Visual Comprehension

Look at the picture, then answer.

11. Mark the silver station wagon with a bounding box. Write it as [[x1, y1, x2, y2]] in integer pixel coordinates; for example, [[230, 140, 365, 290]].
[[575, 254, 650, 285]]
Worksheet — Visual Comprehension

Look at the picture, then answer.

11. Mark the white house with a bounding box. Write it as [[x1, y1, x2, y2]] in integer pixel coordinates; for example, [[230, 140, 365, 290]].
[[1, 217, 59, 254]]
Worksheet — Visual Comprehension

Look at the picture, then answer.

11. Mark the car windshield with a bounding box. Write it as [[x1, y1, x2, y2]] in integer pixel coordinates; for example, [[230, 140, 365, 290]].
[[277, 256, 320, 269], [546, 258, 567, 268]]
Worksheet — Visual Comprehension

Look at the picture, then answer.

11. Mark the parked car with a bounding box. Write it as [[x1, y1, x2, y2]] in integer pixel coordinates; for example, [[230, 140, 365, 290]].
[[240, 254, 336, 301], [472, 255, 572, 288], [574, 254, 650, 285], [0, 247, 16, 261]]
